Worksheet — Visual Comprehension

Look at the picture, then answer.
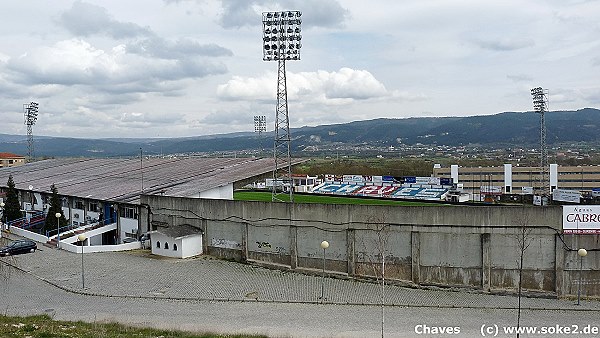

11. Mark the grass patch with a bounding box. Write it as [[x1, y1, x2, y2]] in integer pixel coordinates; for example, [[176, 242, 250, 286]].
[[234, 191, 446, 206], [0, 314, 268, 338]]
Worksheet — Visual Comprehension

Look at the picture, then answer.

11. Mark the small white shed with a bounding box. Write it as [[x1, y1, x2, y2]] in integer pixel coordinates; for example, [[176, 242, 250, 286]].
[[150, 226, 203, 259]]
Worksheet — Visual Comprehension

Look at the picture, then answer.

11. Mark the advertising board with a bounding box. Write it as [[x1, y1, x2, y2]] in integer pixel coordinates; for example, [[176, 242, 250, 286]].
[[552, 189, 581, 203], [563, 205, 600, 234], [480, 186, 503, 195], [522, 186, 534, 194]]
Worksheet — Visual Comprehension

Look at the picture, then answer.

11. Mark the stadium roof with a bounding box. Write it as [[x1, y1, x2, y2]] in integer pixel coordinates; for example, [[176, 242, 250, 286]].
[[0, 157, 288, 204]]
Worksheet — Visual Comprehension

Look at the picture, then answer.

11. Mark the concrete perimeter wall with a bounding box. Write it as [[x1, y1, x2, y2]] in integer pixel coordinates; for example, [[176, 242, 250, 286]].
[[142, 195, 600, 298]]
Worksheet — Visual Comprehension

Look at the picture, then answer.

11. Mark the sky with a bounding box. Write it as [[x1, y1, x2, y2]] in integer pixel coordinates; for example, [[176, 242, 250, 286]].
[[0, 0, 599, 139]]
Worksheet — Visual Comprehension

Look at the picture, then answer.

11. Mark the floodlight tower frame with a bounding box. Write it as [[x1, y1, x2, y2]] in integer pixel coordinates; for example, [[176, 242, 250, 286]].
[[262, 10, 302, 203], [531, 87, 549, 198], [23, 101, 39, 162]]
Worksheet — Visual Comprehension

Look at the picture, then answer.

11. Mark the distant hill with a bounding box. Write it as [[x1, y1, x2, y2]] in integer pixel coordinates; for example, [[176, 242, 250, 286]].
[[0, 108, 598, 157]]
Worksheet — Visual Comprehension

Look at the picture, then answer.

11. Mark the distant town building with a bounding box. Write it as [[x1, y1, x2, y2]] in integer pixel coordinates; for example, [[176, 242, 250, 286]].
[[0, 152, 25, 168]]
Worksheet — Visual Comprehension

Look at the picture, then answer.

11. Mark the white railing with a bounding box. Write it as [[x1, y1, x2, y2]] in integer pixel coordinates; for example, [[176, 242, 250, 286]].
[[8, 227, 49, 243], [60, 241, 141, 253]]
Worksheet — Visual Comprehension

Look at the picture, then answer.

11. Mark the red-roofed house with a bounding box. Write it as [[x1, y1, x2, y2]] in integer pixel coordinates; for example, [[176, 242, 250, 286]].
[[0, 153, 25, 168]]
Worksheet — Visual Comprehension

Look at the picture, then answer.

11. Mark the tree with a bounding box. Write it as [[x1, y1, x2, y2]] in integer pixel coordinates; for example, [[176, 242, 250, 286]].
[[4, 175, 22, 223], [42, 184, 67, 234], [359, 215, 391, 338], [514, 215, 534, 338]]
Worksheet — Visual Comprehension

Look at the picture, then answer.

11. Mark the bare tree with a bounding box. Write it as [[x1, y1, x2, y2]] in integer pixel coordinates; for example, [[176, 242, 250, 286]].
[[514, 215, 534, 338], [360, 215, 391, 338]]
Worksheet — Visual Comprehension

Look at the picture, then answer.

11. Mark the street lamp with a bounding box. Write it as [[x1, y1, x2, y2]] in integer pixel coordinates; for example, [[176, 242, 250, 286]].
[[55, 212, 61, 248], [577, 248, 587, 305], [78, 234, 86, 289], [319, 240, 329, 302], [0, 201, 5, 233]]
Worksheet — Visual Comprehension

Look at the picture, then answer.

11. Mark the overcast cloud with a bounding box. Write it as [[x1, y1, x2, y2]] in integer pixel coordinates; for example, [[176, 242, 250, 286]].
[[0, 0, 598, 139]]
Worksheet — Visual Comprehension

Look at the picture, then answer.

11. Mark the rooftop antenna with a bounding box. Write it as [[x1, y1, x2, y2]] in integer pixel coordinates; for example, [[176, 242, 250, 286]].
[[531, 87, 549, 200], [23, 101, 39, 162], [262, 10, 302, 202], [140, 147, 144, 193]]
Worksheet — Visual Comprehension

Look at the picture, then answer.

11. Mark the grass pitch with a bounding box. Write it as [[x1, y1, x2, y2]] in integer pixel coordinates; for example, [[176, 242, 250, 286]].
[[234, 190, 445, 206]]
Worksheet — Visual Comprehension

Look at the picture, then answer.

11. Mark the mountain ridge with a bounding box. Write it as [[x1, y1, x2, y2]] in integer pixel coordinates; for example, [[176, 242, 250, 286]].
[[0, 108, 598, 157]]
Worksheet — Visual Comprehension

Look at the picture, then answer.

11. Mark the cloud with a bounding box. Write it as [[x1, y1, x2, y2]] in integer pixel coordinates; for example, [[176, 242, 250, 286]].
[[218, 0, 348, 29], [471, 37, 535, 51], [126, 37, 233, 59], [5, 39, 228, 107], [58, 1, 152, 39], [506, 74, 533, 82], [217, 67, 388, 104]]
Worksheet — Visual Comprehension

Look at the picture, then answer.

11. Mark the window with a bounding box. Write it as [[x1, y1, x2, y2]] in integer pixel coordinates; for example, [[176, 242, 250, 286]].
[[156, 241, 161, 248], [89, 202, 99, 212], [164, 242, 169, 249], [74, 200, 84, 209], [119, 207, 138, 219], [173, 243, 177, 251]]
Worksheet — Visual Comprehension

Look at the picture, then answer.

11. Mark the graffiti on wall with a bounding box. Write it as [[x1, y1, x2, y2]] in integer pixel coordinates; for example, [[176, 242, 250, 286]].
[[211, 238, 240, 249], [255, 241, 288, 254]]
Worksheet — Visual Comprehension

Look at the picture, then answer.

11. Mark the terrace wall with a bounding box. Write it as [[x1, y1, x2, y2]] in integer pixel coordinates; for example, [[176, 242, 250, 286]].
[[142, 195, 600, 298]]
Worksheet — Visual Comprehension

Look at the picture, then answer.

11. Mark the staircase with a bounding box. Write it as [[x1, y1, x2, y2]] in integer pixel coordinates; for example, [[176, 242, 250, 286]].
[[46, 226, 90, 249]]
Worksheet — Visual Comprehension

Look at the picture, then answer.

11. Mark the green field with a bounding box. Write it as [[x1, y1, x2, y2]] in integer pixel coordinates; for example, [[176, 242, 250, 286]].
[[234, 191, 446, 206]]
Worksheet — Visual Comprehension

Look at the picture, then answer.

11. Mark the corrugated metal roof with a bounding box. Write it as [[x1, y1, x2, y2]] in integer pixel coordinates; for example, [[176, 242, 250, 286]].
[[0, 157, 286, 204]]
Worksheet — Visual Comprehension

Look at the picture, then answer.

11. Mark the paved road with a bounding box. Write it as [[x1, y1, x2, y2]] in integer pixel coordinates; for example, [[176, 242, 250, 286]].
[[1, 236, 599, 337]]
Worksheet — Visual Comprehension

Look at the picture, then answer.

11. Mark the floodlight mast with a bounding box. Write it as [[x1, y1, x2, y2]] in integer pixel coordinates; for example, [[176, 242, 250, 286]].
[[262, 10, 302, 203], [23, 101, 39, 162], [254, 115, 267, 134], [254, 115, 267, 157], [531, 87, 549, 199]]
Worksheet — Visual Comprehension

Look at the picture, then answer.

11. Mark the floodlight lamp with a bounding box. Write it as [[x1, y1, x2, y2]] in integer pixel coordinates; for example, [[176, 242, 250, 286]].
[[267, 12, 273, 18], [297, 12, 302, 17]]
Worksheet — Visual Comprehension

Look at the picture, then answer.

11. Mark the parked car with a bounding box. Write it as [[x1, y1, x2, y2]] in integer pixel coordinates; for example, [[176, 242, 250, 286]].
[[0, 240, 37, 256]]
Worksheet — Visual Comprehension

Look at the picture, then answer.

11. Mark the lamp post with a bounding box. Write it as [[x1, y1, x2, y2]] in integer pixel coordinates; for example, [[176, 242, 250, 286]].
[[319, 240, 329, 302], [0, 201, 5, 233], [577, 248, 587, 305], [55, 212, 61, 248], [78, 234, 86, 289]]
